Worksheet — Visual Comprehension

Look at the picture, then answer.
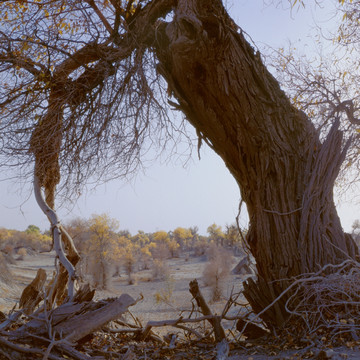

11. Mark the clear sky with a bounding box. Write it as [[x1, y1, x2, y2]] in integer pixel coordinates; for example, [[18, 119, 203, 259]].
[[0, 0, 359, 235]]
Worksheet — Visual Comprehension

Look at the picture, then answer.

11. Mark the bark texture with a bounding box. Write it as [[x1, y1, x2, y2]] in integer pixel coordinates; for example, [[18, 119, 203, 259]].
[[153, 0, 358, 326]]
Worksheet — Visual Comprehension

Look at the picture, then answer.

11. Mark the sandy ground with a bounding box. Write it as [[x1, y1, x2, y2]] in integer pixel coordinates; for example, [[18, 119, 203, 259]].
[[2, 252, 360, 359], [2, 251, 245, 325]]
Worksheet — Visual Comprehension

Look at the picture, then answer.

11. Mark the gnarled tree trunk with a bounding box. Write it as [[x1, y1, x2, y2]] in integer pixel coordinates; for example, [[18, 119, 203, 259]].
[[152, 0, 358, 326]]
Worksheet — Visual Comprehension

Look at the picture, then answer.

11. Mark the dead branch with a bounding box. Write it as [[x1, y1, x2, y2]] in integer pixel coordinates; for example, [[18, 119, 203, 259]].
[[54, 294, 136, 342], [0, 335, 63, 360], [189, 279, 226, 342]]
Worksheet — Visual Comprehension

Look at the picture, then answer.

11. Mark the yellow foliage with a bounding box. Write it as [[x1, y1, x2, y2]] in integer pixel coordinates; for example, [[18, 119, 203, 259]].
[[87, 214, 121, 261], [153, 231, 169, 244]]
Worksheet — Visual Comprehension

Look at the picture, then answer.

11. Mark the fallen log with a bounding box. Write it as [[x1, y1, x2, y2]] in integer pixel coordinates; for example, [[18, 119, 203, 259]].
[[56, 294, 136, 342], [9, 294, 136, 349]]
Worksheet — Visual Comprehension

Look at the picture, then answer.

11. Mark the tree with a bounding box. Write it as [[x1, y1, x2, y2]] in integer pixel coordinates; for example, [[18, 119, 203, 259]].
[[25, 225, 41, 235], [88, 214, 120, 289], [150, 0, 358, 326], [207, 223, 225, 247], [0, 0, 358, 328], [224, 224, 244, 254], [173, 227, 192, 250]]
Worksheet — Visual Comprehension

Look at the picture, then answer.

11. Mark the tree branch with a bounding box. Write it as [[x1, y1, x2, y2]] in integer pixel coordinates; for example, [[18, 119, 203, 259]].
[[33, 173, 76, 301]]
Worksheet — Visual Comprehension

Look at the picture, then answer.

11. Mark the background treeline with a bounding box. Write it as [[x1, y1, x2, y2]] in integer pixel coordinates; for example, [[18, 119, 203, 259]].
[[0, 214, 247, 291], [0, 225, 52, 256]]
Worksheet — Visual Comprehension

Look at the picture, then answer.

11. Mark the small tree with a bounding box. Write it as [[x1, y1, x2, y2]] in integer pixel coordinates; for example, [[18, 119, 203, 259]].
[[207, 224, 225, 247], [173, 227, 192, 251], [87, 214, 120, 290], [122, 244, 137, 284]]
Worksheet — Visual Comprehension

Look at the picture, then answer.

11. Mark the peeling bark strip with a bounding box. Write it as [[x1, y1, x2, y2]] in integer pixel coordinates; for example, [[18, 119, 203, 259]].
[[152, 0, 358, 325]]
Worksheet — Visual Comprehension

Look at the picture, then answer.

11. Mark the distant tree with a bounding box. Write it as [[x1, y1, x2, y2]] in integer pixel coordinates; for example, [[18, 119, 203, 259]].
[[224, 224, 246, 255], [167, 238, 180, 258], [139, 244, 154, 270], [207, 224, 225, 247], [87, 214, 120, 289], [173, 227, 192, 250], [193, 235, 209, 257], [25, 225, 41, 235], [131, 231, 150, 247], [122, 246, 137, 284], [65, 218, 90, 254], [118, 230, 131, 238], [153, 231, 170, 244]]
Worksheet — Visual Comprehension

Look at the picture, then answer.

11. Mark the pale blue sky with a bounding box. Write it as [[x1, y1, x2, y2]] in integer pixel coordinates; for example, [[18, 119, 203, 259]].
[[0, 0, 358, 235]]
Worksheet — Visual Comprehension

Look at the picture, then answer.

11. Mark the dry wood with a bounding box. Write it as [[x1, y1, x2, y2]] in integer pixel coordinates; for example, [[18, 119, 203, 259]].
[[53, 294, 136, 342], [236, 319, 268, 339], [73, 283, 95, 303], [19, 268, 47, 314], [34, 173, 77, 301], [189, 279, 225, 341]]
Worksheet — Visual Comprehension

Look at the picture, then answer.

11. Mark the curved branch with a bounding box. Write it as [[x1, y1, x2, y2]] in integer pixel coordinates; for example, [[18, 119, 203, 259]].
[[33, 173, 76, 301]]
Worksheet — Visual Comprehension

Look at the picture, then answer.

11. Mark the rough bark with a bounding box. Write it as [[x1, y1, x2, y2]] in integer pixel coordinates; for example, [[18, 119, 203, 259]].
[[152, 0, 358, 326]]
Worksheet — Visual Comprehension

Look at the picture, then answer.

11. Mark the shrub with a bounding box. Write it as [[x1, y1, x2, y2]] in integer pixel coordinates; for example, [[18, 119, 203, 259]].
[[17, 247, 27, 258], [87, 255, 112, 290], [0, 253, 13, 285], [154, 275, 175, 306], [202, 244, 232, 301], [151, 259, 170, 281]]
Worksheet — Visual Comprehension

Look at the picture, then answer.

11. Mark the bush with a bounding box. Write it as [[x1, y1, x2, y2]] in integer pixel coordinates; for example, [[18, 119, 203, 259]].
[[17, 247, 27, 258], [122, 251, 136, 284], [0, 253, 13, 285], [86, 256, 112, 290], [154, 275, 175, 306], [202, 244, 232, 301], [151, 259, 170, 281]]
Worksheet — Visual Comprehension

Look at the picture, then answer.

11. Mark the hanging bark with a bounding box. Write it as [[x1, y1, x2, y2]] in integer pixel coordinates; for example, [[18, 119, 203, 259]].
[[152, 0, 358, 326]]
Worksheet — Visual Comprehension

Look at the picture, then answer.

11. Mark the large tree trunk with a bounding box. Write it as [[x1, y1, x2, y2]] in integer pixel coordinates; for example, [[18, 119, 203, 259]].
[[153, 0, 358, 326]]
